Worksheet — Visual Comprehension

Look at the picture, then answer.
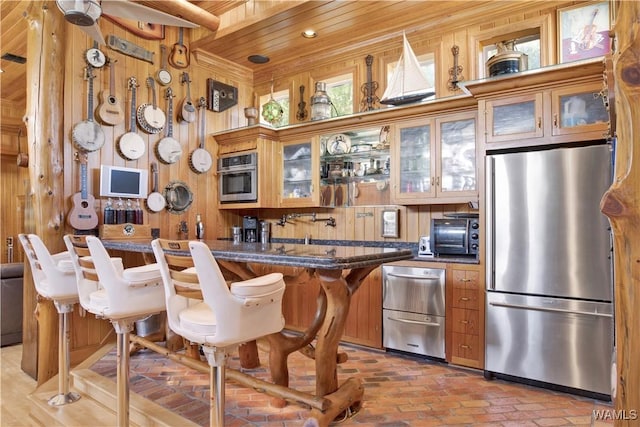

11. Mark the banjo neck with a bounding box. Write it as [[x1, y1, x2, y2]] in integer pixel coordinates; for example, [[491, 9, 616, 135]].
[[128, 77, 138, 133]]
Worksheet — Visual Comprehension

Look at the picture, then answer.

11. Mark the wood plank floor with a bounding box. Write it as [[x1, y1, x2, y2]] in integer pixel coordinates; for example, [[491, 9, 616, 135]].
[[1, 344, 37, 426]]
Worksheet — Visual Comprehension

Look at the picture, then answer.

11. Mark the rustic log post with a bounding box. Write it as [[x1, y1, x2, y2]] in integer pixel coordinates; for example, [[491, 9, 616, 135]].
[[23, 1, 68, 385], [600, 1, 640, 424]]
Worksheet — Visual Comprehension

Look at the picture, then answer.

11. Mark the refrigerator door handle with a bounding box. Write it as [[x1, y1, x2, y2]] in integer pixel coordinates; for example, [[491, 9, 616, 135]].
[[489, 301, 613, 318], [386, 316, 441, 327], [485, 156, 495, 290]]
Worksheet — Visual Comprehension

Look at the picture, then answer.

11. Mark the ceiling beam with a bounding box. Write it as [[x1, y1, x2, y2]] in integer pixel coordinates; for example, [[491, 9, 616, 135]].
[[131, 0, 220, 32]]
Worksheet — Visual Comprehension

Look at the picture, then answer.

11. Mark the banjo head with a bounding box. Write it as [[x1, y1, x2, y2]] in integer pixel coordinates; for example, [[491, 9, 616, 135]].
[[156, 137, 182, 164], [146, 192, 166, 212], [189, 148, 212, 173], [118, 132, 146, 160], [72, 121, 105, 152], [137, 103, 165, 134]]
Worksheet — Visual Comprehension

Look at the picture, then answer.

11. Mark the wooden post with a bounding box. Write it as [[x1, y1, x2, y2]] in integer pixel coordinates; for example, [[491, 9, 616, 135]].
[[600, 1, 640, 424], [23, 1, 68, 385]]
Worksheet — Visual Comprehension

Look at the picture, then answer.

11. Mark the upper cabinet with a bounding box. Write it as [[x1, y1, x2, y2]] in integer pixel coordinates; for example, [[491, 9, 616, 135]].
[[463, 59, 610, 151], [391, 110, 478, 204], [319, 127, 391, 207], [279, 138, 320, 208]]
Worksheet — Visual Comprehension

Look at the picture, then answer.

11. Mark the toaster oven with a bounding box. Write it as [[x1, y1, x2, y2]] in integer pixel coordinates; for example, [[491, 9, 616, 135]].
[[430, 217, 479, 256]]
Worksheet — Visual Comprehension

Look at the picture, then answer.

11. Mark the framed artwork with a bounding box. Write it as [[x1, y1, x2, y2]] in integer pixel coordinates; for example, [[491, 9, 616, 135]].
[[558, 2, 610, 63]]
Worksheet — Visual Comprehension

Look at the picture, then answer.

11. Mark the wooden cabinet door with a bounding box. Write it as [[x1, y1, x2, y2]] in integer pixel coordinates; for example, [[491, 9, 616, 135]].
[[390, 118, 436, 203], [342, 266, 383, 349], [484, 92, 543, 144], [435, 111, 478, 202], [550, 82, 609, 138], [279, 139, 321, 208]]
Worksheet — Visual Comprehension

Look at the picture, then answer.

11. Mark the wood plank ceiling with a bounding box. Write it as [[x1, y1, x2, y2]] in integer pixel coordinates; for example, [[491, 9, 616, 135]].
[[1, 0, 550, 107]]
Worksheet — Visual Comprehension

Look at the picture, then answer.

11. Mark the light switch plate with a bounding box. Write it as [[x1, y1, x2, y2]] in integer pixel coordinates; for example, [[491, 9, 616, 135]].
[[381, 208, 399, 238]]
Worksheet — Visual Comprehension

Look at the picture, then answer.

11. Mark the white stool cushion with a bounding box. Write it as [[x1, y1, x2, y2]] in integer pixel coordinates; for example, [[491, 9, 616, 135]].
[[89, 289, 108, 309], [179, 301, 217, 335], [123, 263, 161, 285], [230, 273, 284, 298]]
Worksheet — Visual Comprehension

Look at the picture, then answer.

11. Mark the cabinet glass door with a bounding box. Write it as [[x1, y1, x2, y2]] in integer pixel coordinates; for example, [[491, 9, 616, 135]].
[[438, 113, 477, 197], [280, 140, 318, 207], [552, 83, 609, 137], [485, 93, 543, 143], [392, 120, 435, 203]]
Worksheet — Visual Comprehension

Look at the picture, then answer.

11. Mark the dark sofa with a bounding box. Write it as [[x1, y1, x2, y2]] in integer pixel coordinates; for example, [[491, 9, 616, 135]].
[[1, 263, 24, 346]]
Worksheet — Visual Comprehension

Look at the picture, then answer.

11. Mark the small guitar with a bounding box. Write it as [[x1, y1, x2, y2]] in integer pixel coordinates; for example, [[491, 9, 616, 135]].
[[447, 45, 464, 91], [169, 27, 189, 69], [296, 85, 308, 121], [360, 54, 379, 112], [68, 152, 99, 230], [96, 58, 125, 126], [178, 72, 196, 123], [118, 77, 146, 160], [137, 76, 166, 134], [72, 66, 105, 152]]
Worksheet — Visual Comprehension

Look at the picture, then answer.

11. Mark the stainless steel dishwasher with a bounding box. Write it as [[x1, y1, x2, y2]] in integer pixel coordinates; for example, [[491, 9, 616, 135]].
[[382, 265, 446, 358]]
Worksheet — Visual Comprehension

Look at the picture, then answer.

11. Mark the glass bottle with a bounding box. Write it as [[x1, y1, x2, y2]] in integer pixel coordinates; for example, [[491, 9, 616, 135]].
[[134, 200, 143, 224], [115, 198, 126, 224], [195, 214, 204, 240], [103, 198, 115, 224], [125, 199, 135, 224]]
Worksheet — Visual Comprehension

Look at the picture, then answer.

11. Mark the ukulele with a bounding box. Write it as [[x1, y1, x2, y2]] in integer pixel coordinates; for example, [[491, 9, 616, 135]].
[[178, 72, 196, 123], [296, 85, 308, 121], [96, 58, 124, 126], [169, 27, 189, 69], [118, 77, 146, 160], [360, 54, 379, 112], [137, 77, 166, 134], [72, 66, 105, 152], [68, 152, 99, 230], [447, 45, 464, 91], [156, 87, 182, 164]]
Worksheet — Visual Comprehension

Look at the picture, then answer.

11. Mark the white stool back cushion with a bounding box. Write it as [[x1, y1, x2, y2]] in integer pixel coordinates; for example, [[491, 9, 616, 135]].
[[18, 234, 78, 302], [84, 236, 165, 320], [189, 241, 286, 347]]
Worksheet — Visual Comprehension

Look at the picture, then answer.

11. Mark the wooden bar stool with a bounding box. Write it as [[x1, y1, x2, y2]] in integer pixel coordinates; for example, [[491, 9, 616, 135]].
[[151, 239, 286, 426], [64, 235, 165, 427], [18, 233, 80, 406]]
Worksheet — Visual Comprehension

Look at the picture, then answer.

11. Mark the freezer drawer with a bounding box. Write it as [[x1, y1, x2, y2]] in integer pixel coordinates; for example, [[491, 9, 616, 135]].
[[485, 292, 613, 395], [382, 266, 445, 316], [383, 309, 445, 358]]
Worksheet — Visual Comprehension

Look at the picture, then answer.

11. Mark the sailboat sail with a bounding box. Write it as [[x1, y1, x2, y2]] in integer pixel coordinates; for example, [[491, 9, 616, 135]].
[[380, 32, 435, 105]]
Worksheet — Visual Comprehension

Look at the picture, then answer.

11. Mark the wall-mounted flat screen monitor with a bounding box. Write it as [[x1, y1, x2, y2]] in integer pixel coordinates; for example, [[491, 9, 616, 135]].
[[99, 165, 148, 199]]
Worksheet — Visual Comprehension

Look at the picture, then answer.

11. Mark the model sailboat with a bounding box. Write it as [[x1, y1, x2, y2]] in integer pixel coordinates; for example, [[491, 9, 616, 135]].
[[380, 32, 435, 105]]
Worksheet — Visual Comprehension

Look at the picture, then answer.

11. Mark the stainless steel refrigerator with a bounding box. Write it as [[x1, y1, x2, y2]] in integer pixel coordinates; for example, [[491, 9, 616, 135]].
[[485, 143, 613, 397]]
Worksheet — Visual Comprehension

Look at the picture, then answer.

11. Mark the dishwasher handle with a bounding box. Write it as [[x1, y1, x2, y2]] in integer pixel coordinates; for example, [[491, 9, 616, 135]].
[[386, 316, 441, 327], [386, 272, 442, 281], [489, 301, 613, 318]]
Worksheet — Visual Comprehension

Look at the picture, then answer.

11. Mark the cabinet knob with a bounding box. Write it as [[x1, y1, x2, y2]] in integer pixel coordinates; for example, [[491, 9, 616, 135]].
[[553, 114, 558, 128]]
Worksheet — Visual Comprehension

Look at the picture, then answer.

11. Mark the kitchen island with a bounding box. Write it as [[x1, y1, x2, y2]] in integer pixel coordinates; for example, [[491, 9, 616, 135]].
[[102, 239, 412, 425]]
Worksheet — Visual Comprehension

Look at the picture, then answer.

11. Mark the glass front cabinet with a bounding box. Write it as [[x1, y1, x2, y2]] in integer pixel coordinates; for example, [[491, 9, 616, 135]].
[[279, 139, 320, 207], [392, 111, 478, 204]]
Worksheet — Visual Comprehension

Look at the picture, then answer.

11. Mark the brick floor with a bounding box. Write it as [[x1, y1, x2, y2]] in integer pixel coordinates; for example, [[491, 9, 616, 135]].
[[89, 341, 614, 426]]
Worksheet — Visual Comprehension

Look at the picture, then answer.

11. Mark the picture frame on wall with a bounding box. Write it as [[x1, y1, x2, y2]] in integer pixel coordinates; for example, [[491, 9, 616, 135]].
[[558, 1, 610, 63]]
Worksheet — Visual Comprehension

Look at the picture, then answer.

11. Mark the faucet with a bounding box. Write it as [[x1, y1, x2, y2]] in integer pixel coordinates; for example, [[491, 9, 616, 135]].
[[276, 214, 288, 227]]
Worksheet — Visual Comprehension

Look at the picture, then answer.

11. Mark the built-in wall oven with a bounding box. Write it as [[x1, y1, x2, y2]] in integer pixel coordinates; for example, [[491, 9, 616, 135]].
[[382, 265, 446, 359], [218, 152, 257, 203]]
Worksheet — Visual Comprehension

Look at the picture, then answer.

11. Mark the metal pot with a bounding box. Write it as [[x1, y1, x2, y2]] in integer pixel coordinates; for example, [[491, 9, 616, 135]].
[[486, 42, 528, 77]]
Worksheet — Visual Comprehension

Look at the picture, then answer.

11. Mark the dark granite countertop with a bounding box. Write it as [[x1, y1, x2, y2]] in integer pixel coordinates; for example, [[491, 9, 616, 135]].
[[102, 239, 413, 270]]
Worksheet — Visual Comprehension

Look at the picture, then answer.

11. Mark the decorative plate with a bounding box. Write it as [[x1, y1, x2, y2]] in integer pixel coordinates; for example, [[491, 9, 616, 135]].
[[326, 134, 351, 155]]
